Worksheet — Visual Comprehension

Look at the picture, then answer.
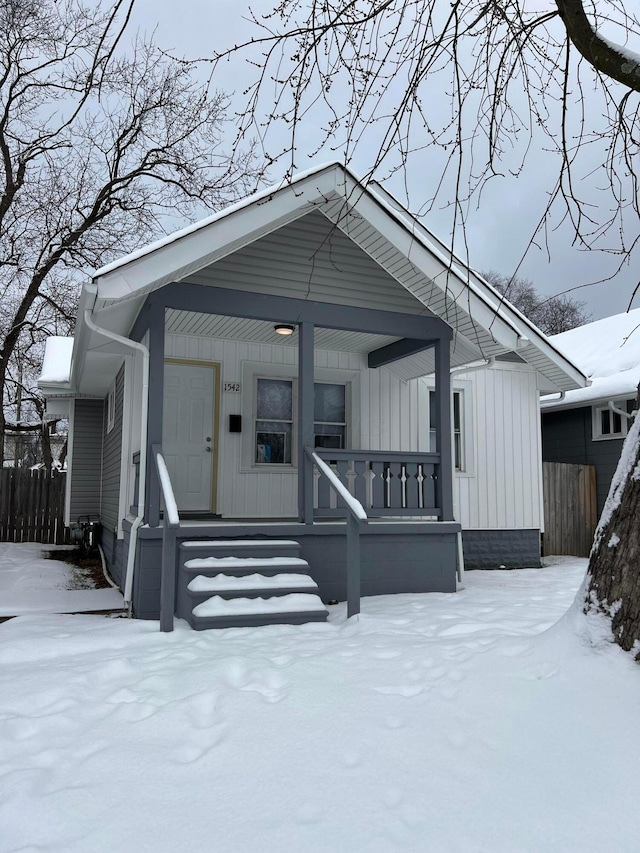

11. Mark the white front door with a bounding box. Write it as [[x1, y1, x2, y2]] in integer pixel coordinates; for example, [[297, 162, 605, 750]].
[[162, 362, 217, 511]]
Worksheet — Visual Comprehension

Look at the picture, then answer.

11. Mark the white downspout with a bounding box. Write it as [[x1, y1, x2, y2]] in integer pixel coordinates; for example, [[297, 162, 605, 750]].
[[608, 400, 634, 421], [83, 296, 149, 616]]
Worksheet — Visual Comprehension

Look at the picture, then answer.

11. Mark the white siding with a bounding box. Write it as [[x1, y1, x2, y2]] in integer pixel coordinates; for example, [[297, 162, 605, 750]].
[[451, 364, 542, 530], [164, 333, 542, 528]]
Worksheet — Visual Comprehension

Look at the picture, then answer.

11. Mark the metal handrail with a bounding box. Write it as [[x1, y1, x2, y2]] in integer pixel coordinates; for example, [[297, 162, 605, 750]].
[[152, 444, 180, 632], [307, 448, 366, 618]]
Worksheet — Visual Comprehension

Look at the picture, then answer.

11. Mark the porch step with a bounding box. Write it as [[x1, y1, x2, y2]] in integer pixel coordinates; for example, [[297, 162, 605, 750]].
[[191, 593, 328, 630], [180, 539, 302, 560], [177, 538, 328, 630], [187, 572, 319, 600]]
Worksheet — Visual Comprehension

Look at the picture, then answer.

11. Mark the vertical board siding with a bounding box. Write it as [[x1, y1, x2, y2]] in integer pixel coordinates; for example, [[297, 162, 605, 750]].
[[452, 365, 542, 530], [101, 365, 125, 532], [165, 333, 541, 529], [69, 399, 104, 522]]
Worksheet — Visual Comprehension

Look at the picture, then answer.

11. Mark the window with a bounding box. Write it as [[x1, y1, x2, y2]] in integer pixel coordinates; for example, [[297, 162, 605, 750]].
[[253, 377, 348, 465], [429, 390, 464, 471], [255, 377, 293, 464], [106, 381, 116, 434], [314, 383, 346, 450], [592, 400, 632, 441]]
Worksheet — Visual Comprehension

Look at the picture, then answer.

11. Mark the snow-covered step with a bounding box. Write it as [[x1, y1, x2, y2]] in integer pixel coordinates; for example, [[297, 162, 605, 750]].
[[190, 593, 328, 630], [183, 556, 311, 577], [187, 572, 319, 600], [180, 539, 301, 561]]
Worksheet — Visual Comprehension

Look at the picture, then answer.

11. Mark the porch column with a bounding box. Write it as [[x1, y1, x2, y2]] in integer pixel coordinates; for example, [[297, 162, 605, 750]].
[[434, 336, 454, 521], [298, 321, 315, 524], [146, 304, 165, 527]]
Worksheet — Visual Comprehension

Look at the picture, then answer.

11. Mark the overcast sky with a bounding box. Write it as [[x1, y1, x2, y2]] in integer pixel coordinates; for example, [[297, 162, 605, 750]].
[[130, 0, 640, 321]]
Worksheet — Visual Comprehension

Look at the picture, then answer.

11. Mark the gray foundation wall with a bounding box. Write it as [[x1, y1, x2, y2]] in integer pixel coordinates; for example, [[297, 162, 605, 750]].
[[462, 529, 540, 569]]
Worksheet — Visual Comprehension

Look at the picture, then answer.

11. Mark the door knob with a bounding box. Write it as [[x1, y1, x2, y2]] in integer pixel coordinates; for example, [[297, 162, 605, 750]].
[[205, 446, 211, 452]]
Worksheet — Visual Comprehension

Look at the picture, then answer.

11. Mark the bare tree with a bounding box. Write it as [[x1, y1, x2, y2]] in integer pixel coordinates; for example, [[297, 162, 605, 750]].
[[483, 270, 590, 335], [209, 0, 640, 657], [0, 0, 264, 466]]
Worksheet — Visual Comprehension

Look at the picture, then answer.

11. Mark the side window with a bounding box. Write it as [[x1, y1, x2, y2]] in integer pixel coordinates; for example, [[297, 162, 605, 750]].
[[429, 389, 464, 471], [106, 381, 116, 434], [255, 377, 294, 464]]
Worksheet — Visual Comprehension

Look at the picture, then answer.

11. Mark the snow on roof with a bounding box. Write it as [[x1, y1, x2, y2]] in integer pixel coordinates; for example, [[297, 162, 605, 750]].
[[38, 337, 74, 385], [542, 308, 640, 409]]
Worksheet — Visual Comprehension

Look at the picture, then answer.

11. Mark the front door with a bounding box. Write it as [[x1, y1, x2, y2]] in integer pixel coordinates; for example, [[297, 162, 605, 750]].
[[162, 361, 218, 512]]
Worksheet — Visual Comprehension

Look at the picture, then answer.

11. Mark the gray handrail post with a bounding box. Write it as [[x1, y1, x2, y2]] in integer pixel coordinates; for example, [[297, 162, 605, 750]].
[[152, 444, 180, 633], [159, 521, 177, 632], [346, 513, 361, 618], [307, 448, 366, 619]]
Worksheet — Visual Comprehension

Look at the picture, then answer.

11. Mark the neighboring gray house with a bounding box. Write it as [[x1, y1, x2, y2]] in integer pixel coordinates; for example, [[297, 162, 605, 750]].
[[541, 309, 640, 515], [38, 163, 586, 629]]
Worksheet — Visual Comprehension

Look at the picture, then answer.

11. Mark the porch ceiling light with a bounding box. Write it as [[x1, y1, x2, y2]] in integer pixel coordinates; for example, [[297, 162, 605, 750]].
[[274, 323, 295, 336]]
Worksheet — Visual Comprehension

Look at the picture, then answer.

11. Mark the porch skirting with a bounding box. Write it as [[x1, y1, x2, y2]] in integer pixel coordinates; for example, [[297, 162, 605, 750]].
[[114, 520, 461, 620]]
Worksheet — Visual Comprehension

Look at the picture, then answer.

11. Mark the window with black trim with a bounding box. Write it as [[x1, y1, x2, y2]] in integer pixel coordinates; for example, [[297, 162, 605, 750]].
[[429, 390, 464, 471]]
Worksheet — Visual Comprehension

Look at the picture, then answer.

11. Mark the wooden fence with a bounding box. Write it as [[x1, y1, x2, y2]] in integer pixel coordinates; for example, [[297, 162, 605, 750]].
[[0, 468, 70, 545], [542, 461, 597, 558]]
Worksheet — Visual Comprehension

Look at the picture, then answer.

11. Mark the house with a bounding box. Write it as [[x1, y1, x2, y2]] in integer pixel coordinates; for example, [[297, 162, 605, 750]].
[[38, 163, 586, 629], [541, 308, 640, 516]]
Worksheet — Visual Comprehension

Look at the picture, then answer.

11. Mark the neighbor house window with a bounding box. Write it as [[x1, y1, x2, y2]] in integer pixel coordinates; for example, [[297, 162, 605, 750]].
[[429, 390, 464, 471], [592, 400, 632, 441], [106, 381, 116, 434], [253, 377, 348, 464]]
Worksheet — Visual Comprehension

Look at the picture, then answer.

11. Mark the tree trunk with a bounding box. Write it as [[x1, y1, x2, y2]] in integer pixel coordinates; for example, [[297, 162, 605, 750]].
[[585, 387, 640, 660], [41, 424, 53, 470]]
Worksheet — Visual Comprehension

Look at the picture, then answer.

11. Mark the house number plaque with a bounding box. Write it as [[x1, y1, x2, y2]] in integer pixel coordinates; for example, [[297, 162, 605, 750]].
[[223, 382, 241, 393]]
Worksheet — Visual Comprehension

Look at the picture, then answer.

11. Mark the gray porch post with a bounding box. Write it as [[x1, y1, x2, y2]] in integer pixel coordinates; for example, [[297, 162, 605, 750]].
[[298, 321, 315, 524], [434, 336, 454, 521], [146, 304, 165, 527]]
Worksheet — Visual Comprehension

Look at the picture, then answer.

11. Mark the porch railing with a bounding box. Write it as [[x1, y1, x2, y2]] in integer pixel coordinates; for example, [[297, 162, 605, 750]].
[[312, 449, 441, 518], [307, 449, 367, 618], [152, 444, 180, 633]]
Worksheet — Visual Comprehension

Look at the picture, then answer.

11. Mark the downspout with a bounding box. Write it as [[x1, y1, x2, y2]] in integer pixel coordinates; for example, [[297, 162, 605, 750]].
[[608, 400, 634, 421], [447, 357, 495, 584], [83, 292, 149, 616]]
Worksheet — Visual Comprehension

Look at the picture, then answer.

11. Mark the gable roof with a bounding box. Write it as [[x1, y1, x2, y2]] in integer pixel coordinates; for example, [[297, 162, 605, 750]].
[[48, 161, 587, 395], [541, 308, 640, 411]]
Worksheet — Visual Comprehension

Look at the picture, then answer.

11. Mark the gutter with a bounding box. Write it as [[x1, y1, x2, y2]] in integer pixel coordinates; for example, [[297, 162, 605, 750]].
[[82, 288, 149, 616]]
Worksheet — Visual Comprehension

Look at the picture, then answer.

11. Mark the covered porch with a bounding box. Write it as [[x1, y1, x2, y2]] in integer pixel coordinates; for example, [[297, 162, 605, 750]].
[[124, 284, 461, 627]]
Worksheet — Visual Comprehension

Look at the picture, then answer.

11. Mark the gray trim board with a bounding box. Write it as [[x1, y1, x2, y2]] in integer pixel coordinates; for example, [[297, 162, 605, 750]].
[[368, 338, 437, 368], [149, 283, 452, 341]]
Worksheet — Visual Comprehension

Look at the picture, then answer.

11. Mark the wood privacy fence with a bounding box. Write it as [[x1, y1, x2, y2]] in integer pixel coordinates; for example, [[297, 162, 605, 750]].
[[542, 461, 597, 558], [0, 468, 70, 545]]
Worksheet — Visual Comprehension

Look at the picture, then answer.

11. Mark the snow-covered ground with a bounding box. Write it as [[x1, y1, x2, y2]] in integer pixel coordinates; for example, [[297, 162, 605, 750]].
[[0, 542, 124, 616], [1, 556, 639, 852]]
